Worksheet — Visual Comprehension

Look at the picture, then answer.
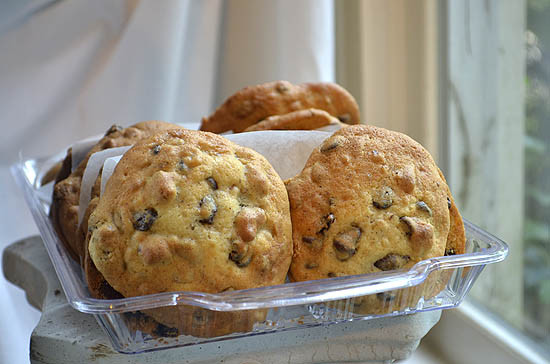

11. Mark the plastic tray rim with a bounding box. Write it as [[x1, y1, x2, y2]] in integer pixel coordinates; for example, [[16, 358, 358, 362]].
[[11, 159, 509, 314]]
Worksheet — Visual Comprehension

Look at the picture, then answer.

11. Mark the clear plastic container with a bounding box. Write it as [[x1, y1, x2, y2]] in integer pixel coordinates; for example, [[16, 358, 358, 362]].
[[11, 155, 509, 354]]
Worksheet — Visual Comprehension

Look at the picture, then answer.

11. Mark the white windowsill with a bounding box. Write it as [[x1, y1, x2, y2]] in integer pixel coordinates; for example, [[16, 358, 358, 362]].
[[418, 300, 549, 364]]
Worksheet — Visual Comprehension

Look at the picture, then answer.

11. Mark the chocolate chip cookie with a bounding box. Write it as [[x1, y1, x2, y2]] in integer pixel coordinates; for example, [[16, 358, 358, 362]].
[[243, 108, 346, 132], [50, 121, 182, 263], [286, 125, 465, 288], [200, 81, 360, 133], [87, 129, 292, 323]]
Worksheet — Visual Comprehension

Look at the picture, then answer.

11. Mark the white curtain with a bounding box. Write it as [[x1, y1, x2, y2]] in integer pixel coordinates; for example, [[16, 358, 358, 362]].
[[0, 0, 334, 164], [0, 1, 334, 363]]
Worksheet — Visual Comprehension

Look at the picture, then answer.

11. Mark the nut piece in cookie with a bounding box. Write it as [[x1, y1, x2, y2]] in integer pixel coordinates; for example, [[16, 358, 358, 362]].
[[86, 129, 293, 332], [200, 81, 360, 133]]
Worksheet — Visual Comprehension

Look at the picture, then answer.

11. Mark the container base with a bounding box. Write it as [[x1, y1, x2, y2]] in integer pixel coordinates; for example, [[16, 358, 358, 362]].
[[3, 236, 442, 363]]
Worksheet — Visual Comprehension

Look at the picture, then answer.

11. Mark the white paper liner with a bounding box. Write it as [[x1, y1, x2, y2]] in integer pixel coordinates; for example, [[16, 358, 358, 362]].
[[70, 134, 103, 172], [78, 146, 131, 225], [224, 131, 330, 180], [315, 123, 343, 133], [100, 156, 122, 196], [176, 122, 201, 130]]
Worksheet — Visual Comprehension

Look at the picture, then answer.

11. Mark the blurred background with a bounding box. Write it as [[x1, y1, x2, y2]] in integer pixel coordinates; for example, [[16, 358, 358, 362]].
[[0, 0, 548, 363]]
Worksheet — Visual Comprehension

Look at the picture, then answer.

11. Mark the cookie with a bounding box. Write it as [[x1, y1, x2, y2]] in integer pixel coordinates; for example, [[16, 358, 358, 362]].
[[50, 121, 181, 263], [437, 168, 466, 257], [86, 129, 292, 330], [41, 160, 63, 186], [243, 108, 346, 132], [81, 195, 124, 299], [200, 81, 360, 133], [286, 125, 465, 294], [140, 305, 268, 338]]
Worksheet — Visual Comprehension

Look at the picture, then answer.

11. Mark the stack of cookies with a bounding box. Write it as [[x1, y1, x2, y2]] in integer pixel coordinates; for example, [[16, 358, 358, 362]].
[[199, 80, 360, 132], [49, 80, 465, 337]]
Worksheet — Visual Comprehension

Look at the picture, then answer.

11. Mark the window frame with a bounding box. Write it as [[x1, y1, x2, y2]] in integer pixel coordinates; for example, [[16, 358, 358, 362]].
[[335, 0, 548, 362]]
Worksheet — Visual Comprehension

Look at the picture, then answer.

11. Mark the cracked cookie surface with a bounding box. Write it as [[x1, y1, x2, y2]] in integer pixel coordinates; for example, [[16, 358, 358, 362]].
[[286, 125, 465, 283], [87, 129, 292, 299]]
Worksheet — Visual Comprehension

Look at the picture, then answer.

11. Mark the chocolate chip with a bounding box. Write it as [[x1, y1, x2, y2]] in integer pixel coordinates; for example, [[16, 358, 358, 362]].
[[400, 216, 415, 237], [337, 113, 351, 123], [199, 196, 217, 224], [305, 262, 319, 269], [302, 236, 322, 250], [328, 272, 337, 278], [153, 324, 179, 338], [229, 241, 252, 267], [373, 186, 394, 209], [104, 124, 123, 136], [133, 208, 158, 231], [374, 254, 410, 271], [376, 292, 396, 303], [447, 197, 452, 209], [333, 226, 362, 261], [206, 177, 218, 190], [152, 145, 161, 154], [318, 213, 335, 235], [445, 248, 456, 256], [320, 141, 340, 153], [177, 160, 188, 172], [416, 201, 432, 216], [302, 236, 317, 244]]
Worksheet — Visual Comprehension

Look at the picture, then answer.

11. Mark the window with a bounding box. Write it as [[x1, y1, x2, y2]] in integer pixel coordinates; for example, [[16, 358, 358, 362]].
[[523, 0, 550, 350], [336, 0, 549, 361]]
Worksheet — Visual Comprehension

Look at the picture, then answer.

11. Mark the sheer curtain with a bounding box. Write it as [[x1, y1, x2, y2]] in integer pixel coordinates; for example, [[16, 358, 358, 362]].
[[0, 1, 334, 363], [0, 0, 334, 163]]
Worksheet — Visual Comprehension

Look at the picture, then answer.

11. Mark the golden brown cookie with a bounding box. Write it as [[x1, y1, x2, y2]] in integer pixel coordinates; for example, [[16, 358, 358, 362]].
[[200, 81, 360, 133], [243, 108, 346, 132], [87, 129, 292, 330], [121, 308, 266, 339], [437, 168, 466, 257], [286, 125, 465, 296], [140, 305, 268, 338], [50, 121, 181, 263], [81, 195, 125, 299]]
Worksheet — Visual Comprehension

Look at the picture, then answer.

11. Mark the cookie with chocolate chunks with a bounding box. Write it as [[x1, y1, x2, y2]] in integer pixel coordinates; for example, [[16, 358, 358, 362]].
[[87, 129, 292, 312], [200, 81, 360, 133], [50, 121, 183, 263], [286, 125, 465, 288]]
